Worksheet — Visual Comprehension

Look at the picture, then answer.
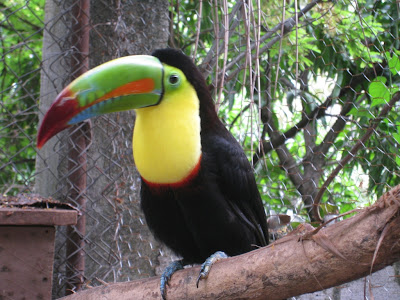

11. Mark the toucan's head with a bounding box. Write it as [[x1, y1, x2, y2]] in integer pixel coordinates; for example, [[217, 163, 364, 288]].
[[37, 48, 212, 149]]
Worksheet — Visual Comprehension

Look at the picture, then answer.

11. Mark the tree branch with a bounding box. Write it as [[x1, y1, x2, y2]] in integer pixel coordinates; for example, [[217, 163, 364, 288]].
[[264, 110, 306, 208], [253, 94, 332, 166], [60, 185, 400, 300], [199, 0, 323, 79], [198, 2, 243, 76], [228, 103, 250, 131], [314, 97, 355, 157], [252, 63, 386, 166], [217, 0, 323, 82]]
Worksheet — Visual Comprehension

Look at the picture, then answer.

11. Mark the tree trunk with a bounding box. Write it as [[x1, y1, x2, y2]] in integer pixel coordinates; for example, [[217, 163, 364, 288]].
[[36, 0, 170, 297], [35, 1, 75, 297], [35, 0, 73, 197], [60, 185, 400, 300], [82, 0, 170, 287]]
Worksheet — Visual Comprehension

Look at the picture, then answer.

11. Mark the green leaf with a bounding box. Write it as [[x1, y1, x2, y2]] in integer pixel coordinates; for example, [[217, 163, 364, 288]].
[[369, 76, 390, 107], [393, 132, 400, 145], [321, 202, 339, 214], [386, 52, 400, 76], [348, 106, 374, 118], [339, 202, 356, 215]]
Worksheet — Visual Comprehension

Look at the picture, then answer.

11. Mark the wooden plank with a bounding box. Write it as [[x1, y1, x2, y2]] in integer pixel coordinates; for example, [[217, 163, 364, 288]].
[[0, 208, 77, 225], [0, 226, 55, 300]]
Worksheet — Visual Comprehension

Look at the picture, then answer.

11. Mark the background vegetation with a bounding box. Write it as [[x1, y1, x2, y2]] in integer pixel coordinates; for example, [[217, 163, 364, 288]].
[[0, 0, 43, 194]]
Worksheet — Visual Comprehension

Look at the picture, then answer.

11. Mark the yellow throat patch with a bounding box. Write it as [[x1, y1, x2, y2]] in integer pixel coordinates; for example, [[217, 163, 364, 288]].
[[132, 66, 201, 185]]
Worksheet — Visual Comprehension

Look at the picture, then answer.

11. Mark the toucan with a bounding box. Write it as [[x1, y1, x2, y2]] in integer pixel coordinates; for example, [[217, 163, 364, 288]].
[[37, 48, 269, 299]]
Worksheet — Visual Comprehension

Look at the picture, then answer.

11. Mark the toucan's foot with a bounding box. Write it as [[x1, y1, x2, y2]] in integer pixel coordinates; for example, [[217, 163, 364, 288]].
[[196, 251, 228, 288], [160, 260, 184, 300]]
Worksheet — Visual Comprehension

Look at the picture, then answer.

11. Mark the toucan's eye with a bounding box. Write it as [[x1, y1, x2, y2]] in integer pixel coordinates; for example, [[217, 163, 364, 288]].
[[169, 74, 180, 85]]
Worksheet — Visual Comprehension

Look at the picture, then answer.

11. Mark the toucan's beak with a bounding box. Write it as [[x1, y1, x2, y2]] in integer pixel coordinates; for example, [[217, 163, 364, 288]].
[[37, 55, 164, 149]]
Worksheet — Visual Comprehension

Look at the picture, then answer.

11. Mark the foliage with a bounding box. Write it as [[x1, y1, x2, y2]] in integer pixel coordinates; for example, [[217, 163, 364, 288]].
[[0, 0, 44, 194], [169, 0, 400, 223]]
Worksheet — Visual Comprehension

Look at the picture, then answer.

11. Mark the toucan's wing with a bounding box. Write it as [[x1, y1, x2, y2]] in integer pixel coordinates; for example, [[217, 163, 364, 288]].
[[204, 129, 269, 247]]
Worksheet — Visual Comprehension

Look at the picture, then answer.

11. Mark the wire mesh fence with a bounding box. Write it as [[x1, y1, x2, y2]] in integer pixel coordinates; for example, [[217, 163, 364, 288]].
[[1, 0, 400, 299]]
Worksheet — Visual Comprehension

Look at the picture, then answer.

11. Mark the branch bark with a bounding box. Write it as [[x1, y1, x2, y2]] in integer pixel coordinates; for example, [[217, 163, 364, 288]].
[[60, 185, 400, 300]]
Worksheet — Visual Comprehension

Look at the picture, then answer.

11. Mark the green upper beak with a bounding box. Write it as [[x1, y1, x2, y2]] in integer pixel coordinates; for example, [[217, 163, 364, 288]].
[[37, 55, 164, 148]]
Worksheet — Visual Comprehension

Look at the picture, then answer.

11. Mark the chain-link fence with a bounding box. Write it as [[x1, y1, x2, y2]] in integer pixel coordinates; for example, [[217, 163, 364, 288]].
[[1, 0, 400, 299]]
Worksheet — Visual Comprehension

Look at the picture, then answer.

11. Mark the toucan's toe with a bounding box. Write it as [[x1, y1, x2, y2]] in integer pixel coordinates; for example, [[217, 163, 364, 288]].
[[160, 259, 185, 300], [196, 251, 228, 288]]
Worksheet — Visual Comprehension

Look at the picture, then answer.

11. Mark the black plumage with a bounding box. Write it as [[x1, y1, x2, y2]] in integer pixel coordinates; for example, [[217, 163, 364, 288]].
[[140, 49, 269, 265]]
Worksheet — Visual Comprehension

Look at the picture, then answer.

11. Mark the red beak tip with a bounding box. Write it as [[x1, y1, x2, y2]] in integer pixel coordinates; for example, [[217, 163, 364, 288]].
[[36, 90, 78, 149], [36, 131, 47, 149]]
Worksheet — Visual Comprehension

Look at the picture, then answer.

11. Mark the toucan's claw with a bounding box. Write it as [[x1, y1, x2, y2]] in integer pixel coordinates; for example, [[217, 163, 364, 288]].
[[160, 259, 184, 300], [196, 251, 228, 288]]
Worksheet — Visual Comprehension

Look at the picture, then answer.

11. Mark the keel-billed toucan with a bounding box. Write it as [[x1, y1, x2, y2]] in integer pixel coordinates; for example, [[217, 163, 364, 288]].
[[37, 48, 269, 299]]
